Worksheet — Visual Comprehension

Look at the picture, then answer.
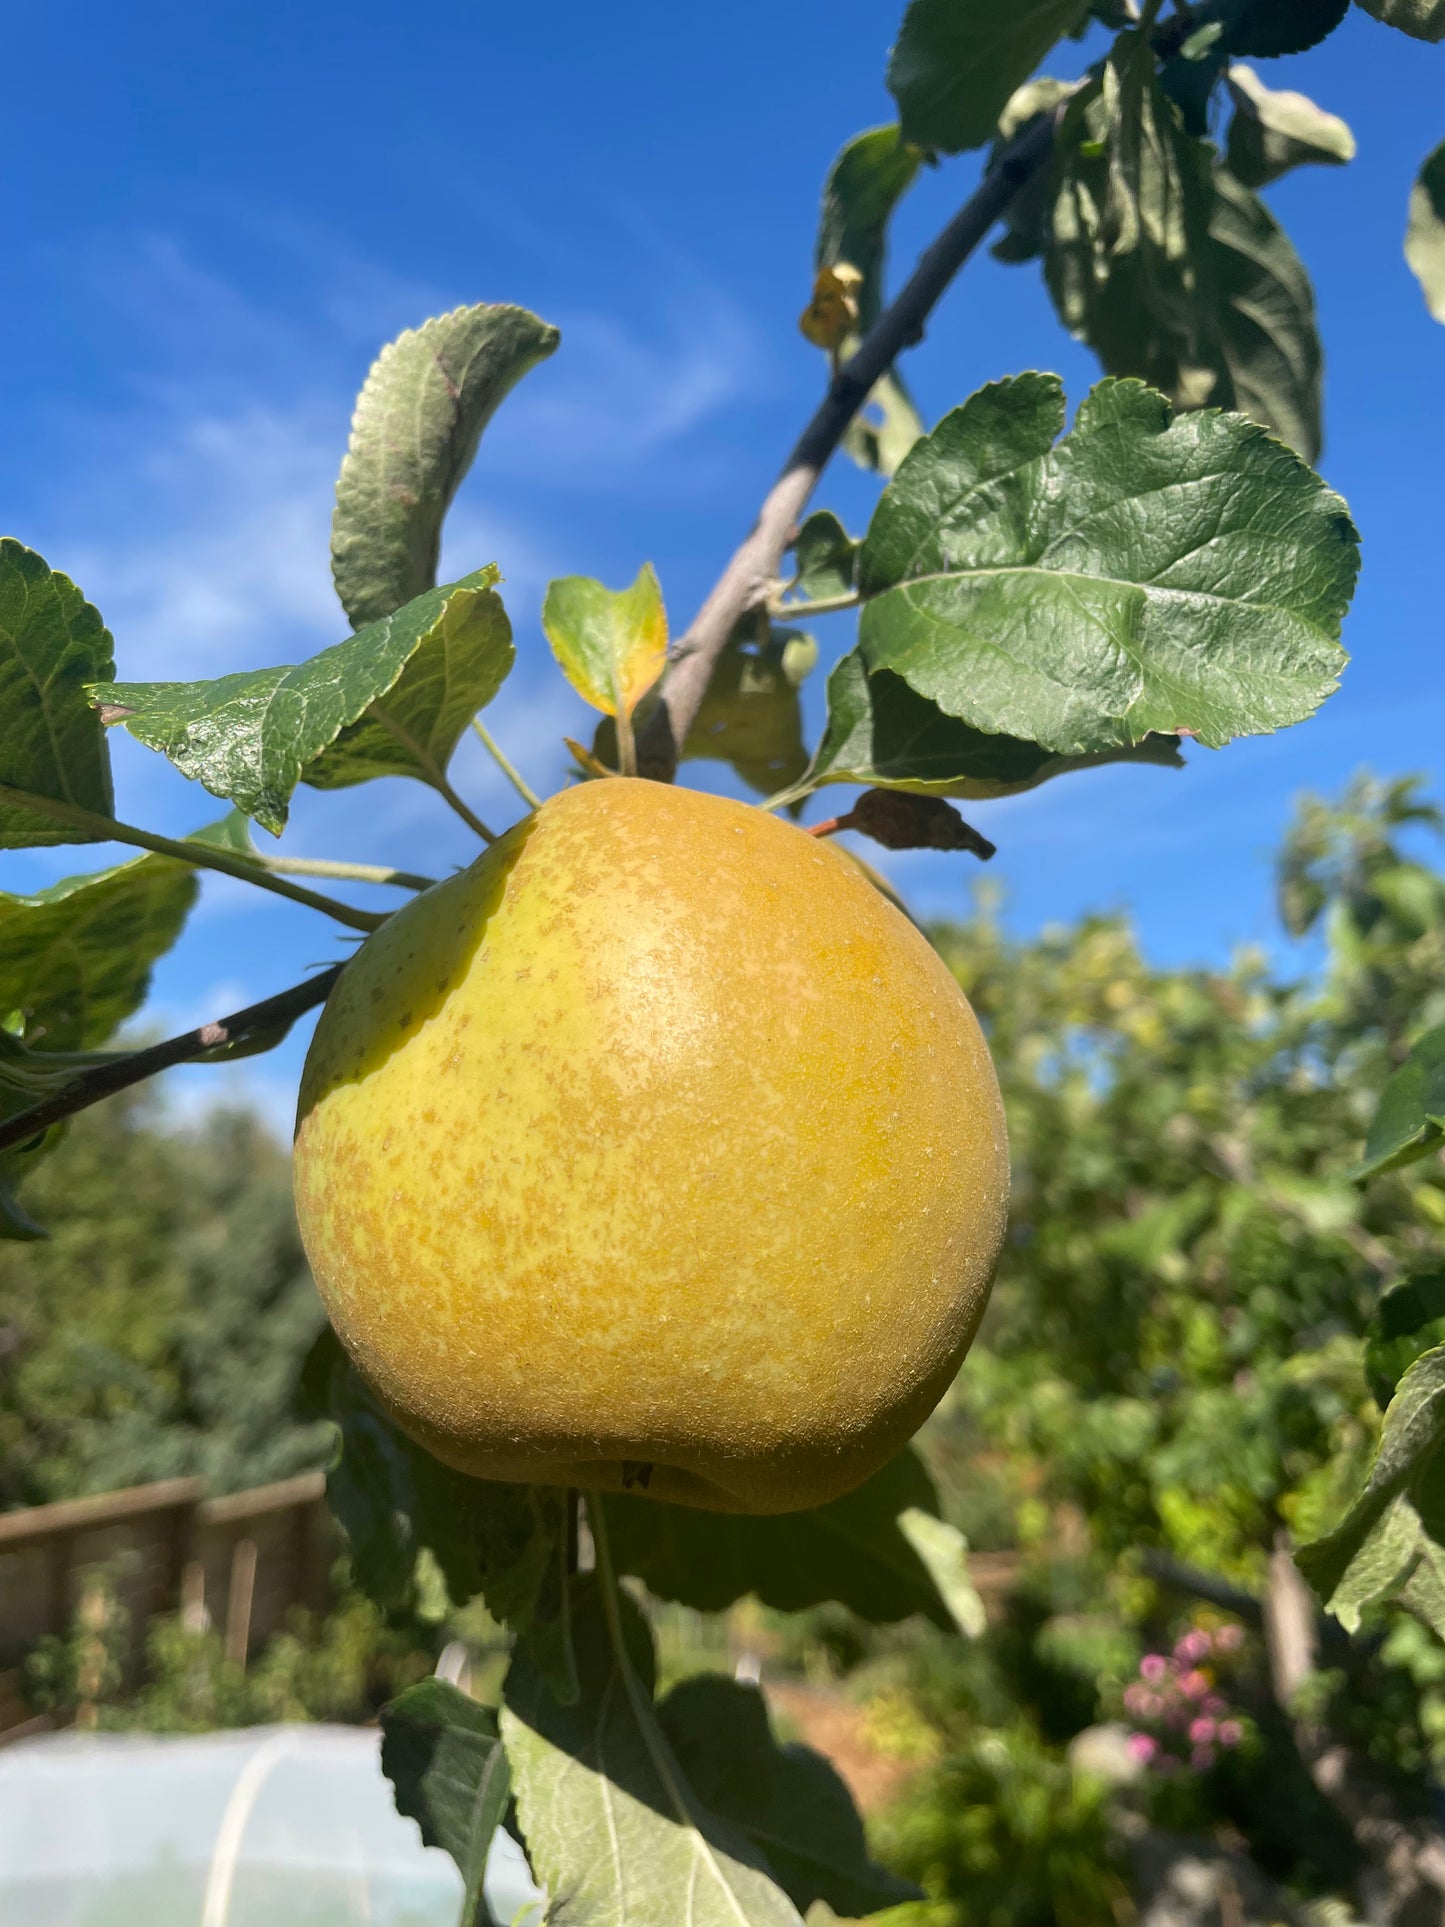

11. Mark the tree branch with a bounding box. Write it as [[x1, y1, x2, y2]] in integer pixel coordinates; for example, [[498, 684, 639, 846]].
[[0, 966, 345, 1155], [640, 107, 1063, 775], [1262, 1537, 1445, 1913]]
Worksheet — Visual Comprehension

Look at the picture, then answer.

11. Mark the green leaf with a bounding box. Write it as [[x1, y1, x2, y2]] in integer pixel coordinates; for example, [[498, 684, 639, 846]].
[[1297, 1344, 1445, 1636], [1355, 0, 1445, 41], [990, 78, 1078, 265], [1406, 140, 1445, 325], [1367, 1274, 1445, 1409], [897, 1506, 988, 1637], [602, 1447, 970, 1631], [1215, 0, 1349, 55], [887, 0, 1087, 154], [815, 126, 920, 334], [304, 571, 513, 793], [0, 542, 115, 849], [542, 564, 668, 720], [855, 373, 1356, 756], [91, 571, 499, 835], [682, 627, 816, 801], [804, 652, 1185, 801], [1044, 46, 1219, 410], [658, 1675, 922, 1916], [332, 304, 560, 630], [0, 854, 198, 1052], [0, 850, 200, 1241], [841, 369, 926, 478], [300, 1330, 570, 1649], [501, 1579, 803, 1926], [1225, 65, 1356, 188], [381, 1679, 510, 1927], [791, 512, 860, 602], [1043, 37, 1325, 459], [1352, 1025, 1445, 1179], [1205, 167, 1323, 465]]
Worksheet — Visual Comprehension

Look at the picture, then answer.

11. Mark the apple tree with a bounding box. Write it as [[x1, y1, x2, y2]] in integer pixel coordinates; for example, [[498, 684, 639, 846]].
[[1, 0, 1443, 1919]]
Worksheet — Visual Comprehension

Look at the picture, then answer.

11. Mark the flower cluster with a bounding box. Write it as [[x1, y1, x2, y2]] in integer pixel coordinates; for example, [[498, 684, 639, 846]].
[[1122, 1623, 1247, 1773]]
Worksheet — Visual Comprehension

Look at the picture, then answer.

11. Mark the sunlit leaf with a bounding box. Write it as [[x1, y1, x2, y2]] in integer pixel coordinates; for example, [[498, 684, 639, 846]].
[[304, 571, 513, 792], [1406, 140, 1445, 324], [501, 1579, 803, 1926], [1297, 1344, 1445, 1637], [542, 564, 668, 720], [91, 572, 498, 835], [1353, 1024, 1445, 1179], [0, 542, 115, 849], [856, 373, 1356, 755], [1225, 65, 1355, 188], [333, 304, 559, 630]]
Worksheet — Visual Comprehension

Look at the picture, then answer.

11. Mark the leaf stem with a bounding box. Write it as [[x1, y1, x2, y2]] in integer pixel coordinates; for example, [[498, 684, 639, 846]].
[[613, 707, 639, 780], [256, 854, 437, 891], [0, 785, 385, 933], [362, 706, 500, 844], [767, 588, 862, 620], [471, 719, 542, 811], [0, 965, 345, 1154], [586, 1495, 750, 1924]]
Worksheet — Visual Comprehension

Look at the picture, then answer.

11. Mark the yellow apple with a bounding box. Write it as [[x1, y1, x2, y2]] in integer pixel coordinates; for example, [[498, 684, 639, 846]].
[[293, 777, 1008, 1513]]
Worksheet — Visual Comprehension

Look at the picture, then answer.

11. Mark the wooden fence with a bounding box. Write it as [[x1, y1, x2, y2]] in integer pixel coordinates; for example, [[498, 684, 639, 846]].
[[0, 1471, 334, 1738]]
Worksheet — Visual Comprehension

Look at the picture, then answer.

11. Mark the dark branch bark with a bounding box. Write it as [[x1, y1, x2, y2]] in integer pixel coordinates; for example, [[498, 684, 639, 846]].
[[0, 965, 344, 1155], [641, 108, 1064, 776]]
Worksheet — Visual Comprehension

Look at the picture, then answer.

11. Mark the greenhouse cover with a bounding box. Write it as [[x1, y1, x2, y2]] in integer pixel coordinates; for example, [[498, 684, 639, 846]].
[[0, 1722, 542, 1925]]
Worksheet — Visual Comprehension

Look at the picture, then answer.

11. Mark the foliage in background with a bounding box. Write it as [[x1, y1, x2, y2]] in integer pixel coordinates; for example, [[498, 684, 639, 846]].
[[856, 774, 1445, 1922], [0, 1098, 329, 1508]]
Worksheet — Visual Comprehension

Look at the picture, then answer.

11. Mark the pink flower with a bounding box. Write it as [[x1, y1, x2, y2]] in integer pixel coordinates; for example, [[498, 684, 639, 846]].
[[1175, 1630, 1211, 1665], [1127, 1732, 1159, 1764], [1215, 1624, 1245, 1654], [1218, 1720, 1243, 1749], [1140, 1653, 1168, 1684], [1163, 1704, 1188, 1731], [1123, 1684, 1160, 1719], [1203, 1695, 1227, 1718], [1188, 1716, 1216, 1745], [1180, 1668, 1211, 1699], [1190, 1744, 1217, 1771]]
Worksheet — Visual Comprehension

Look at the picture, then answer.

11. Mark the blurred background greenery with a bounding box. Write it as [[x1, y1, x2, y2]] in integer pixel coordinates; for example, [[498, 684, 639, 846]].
[[12, 771, 1445, 1925]]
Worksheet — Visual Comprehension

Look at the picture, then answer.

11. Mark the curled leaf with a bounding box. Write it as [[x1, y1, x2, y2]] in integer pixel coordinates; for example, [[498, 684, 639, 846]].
[[844, 789, 996, 860]]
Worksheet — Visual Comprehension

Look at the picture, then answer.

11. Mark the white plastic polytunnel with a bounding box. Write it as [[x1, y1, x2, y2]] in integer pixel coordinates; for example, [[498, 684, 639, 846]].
[[0, 1723, 544, 1926]]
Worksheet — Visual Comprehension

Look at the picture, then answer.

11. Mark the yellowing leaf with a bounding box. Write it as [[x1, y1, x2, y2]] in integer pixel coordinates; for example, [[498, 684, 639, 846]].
[[542, 564, 668, 720], [798, 263, 864, 352]]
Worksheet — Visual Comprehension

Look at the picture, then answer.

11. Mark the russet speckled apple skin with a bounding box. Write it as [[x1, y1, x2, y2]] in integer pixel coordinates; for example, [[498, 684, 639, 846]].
[[293, 778, 1008, 1513]]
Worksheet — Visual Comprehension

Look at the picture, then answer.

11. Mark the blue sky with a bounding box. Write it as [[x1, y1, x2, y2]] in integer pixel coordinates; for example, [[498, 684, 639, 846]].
[[2, 3, 1442, 1125]]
